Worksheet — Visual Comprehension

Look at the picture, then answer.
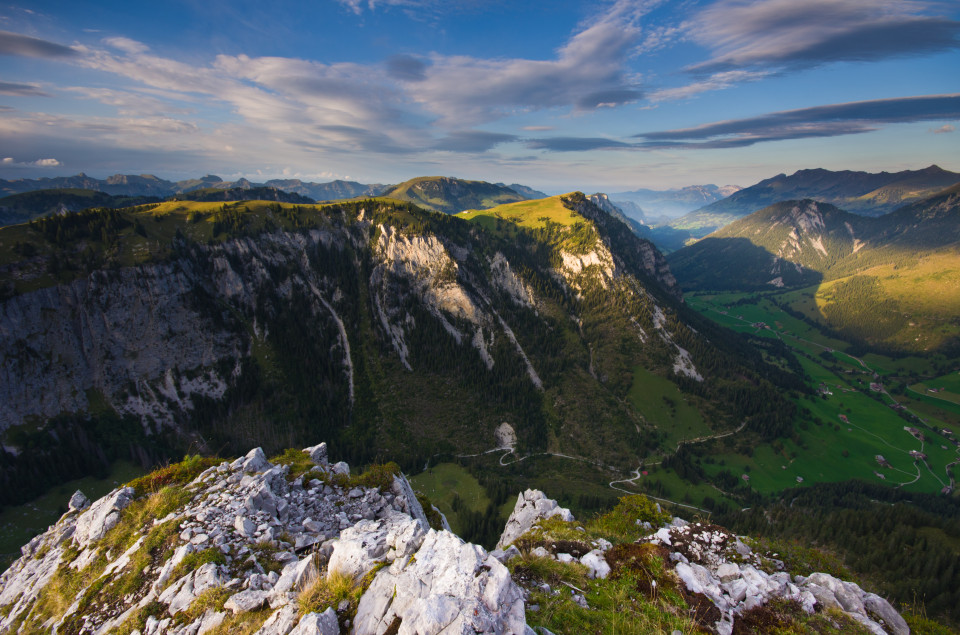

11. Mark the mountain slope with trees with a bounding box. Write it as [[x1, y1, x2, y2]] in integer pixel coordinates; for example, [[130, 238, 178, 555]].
[[0, 194, 797, 511]]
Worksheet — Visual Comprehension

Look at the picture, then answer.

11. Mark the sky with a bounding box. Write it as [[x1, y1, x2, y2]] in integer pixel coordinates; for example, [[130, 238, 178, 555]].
[[0, 0, 958, 192]]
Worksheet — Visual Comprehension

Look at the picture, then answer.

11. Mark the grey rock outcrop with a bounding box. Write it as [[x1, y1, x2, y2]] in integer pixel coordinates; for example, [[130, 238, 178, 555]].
[[497, 489, 574, 549], [68, 490, 90, 512], [289, 608, 339, 635], [645, 521, 909, 635], [327, 511, 426, 580], [354, 529, 526, 635], [0, 443, 529, 635], [73, 486, 134, 547]]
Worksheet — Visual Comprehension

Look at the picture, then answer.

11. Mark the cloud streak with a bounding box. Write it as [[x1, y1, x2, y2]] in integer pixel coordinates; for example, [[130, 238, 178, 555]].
[[526, 94, 960, 152], [0, 81, 48, 97], [0, 30, 77, 57], [637, 94, 960, 143], [687, 0, 960, 72]]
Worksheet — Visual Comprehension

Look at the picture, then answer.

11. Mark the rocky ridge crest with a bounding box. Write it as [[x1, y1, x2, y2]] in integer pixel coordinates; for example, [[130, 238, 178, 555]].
[[0, 444, 525, 634], [0, 443, 911, 634]]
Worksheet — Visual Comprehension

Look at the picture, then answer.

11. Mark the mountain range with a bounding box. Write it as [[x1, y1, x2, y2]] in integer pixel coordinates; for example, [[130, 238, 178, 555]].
[[668, 183, 960, 351], [1, 169, 958, 630], [609, 184, 742, 223], [667, 165, 960, 237], [0, 173, 389, 201]]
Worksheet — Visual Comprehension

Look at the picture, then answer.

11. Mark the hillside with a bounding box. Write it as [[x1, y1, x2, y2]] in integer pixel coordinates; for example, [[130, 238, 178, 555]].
[[172, 187, 315, 204], [668, 165, 960, 236], [667, 200, 862, 291], [0, 447, 923, 635], [0, 189, 161, 227], [669, 188, 960, 351], [382, 176, 527, 214], [0, 194, 798, 514]]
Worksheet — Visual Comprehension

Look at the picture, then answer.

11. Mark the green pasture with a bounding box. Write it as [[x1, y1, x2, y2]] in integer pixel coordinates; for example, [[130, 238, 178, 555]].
[[627, 365, 712, 450], [409, 462, 491, 536], [460, 195, 581, 230]]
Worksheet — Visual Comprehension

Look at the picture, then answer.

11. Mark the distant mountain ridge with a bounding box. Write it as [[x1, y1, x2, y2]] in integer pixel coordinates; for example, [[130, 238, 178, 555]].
[[172, 186, 315, 204], [0, 172, 388, 200], [610, 184, 742, 221], [498, 183, 548, 200], [668, 165, 960, 236]]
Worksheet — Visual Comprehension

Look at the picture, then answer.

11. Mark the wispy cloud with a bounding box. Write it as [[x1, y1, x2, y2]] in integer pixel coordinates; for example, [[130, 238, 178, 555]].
[[432, 131, 517, 152], [0, 30, 77, 57], [648, 70, 769, 102], [404, 1, 649, 126], [102, 36, 149, 55], [0, 80, 48, 97], [525, 94, 960, 152], [687, 0, 960, 73], [526, 137, 635, 152], [930, 123, 955, 133], [635, 94, 960, 148]]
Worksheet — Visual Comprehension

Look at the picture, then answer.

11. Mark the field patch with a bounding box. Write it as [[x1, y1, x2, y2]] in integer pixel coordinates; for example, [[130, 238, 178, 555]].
[[409, 462, 490, 536], [627, 365, 711, 450]]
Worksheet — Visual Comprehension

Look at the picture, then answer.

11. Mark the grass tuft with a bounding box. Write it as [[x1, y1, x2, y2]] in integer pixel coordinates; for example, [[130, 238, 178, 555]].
[[127, 455, 221, 498]]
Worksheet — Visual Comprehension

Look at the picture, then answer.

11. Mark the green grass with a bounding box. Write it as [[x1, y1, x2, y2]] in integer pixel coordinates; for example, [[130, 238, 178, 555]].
[[0, 460, 144, 570], [459, 195, 581, 230], [627, 365, 711, 451], [689, 291, 960, 496], [409, 463, 490, 536]]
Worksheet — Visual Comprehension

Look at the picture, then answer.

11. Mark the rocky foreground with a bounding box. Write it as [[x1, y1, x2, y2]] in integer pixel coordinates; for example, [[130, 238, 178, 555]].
[[0, 444, 910, 634]]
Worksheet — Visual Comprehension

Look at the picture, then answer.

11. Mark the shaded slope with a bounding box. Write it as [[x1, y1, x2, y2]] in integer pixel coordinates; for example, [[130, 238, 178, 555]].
[[0, 189, 161, 227]]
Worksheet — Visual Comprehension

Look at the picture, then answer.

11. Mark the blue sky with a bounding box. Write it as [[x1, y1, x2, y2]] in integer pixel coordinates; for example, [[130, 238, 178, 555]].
[[0, 0, 958, 191]]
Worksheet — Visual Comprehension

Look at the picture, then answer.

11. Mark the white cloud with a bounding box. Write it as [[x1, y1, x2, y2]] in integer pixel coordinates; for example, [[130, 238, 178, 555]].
[[102, 36, 149, 55], [0, 156, 61, 167], [404, 0, 650, 126]]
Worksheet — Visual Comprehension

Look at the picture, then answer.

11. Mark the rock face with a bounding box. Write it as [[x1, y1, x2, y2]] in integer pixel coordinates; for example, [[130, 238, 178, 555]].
[[0, 443, 529, 635], [497, 489, 574, 550]]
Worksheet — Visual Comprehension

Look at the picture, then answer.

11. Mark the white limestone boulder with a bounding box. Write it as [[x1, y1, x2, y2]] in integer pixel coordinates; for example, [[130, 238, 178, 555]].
[[326, 510, 426, 581], [496, 489, 574, 549], [73, 486, 134, 547], [353, 529, 527, 635], [290, 607, 339, 635]]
